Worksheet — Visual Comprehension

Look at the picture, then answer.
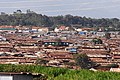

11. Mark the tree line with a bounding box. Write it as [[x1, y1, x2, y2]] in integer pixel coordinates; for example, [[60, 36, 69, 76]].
[[0, 12, 120, 30]]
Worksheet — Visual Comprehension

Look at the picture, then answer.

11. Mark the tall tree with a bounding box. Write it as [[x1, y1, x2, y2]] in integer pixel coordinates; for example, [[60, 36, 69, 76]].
[[74, 54, 96, 69]]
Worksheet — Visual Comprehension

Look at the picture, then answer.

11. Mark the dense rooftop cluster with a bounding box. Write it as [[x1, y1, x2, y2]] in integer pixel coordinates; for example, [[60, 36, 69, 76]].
[[0, 25, 120, 71]]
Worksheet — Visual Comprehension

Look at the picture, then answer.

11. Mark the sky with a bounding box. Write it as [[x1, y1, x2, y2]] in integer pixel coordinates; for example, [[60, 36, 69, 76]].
[[0, 0, 120, 18]]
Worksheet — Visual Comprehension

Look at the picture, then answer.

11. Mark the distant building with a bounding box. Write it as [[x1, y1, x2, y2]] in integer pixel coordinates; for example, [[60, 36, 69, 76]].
[[14, 10, 22, 14], [59, 26, 66, 31], [54, 28, 59, 32], [43, 41, 70, 46], [31, 27, 48, 33], [110, 68, 120, 72], [65, 47, 77, 53], [54, 26, 68, 32], [26, 9, 35, 14], [79, 31, 87, 35], [1, 12, 6, 15]]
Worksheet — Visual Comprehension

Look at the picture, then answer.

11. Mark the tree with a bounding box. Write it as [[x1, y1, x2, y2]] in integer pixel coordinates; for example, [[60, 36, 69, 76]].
[[33, 75, 48, 80], [35, 58, 48, 66], [105, 32, 111, 39], [106, 64, 119, 68], [92, 38, 103, 44], [0, 11, 120, 30], [74, 54, 96, 69], [55, 38, 62, 42]]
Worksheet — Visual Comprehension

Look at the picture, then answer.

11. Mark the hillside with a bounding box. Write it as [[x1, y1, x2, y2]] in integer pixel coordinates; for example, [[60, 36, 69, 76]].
[[0, 12, 120, 31]]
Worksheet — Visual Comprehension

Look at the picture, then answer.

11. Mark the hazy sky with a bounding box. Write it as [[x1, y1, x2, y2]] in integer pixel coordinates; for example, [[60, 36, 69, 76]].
[[0, 0, 120, 18]]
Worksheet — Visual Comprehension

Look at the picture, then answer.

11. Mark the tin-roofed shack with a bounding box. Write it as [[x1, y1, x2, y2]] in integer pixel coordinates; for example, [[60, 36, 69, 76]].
[[0, 72, 42, 80]]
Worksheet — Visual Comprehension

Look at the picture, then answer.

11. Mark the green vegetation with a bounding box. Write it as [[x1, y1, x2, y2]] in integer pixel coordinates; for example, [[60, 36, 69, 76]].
[[0, 12, 120, 31], [92, 38, 103, 44], [106, 64, 119, 68], [74, 54, 97, 69], [0, 64, 120, 80], [105, 32, 111, 39]]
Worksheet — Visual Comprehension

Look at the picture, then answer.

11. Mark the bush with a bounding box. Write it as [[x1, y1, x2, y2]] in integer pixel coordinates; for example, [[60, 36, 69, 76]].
[[106, 64, 119, 68]]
